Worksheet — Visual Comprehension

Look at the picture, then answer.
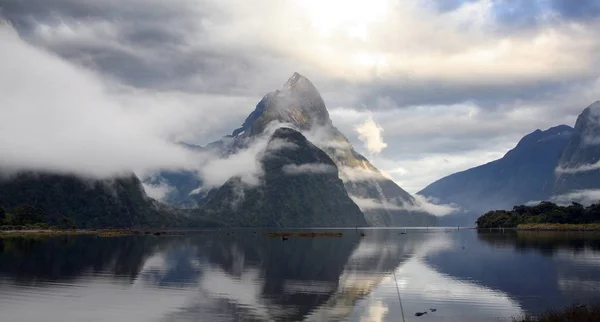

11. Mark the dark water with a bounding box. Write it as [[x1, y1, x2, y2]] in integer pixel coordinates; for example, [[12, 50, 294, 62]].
[[1, 229, 600, 322]]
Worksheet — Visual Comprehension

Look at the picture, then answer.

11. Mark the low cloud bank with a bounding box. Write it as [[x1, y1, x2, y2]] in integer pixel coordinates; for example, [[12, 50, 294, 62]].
[[551, 189, 600, 206], [198, 122, 297, 188], [350, 196, 403, 211], [411, 195, 460, 217], [556, 161, 600, 174], [0, 25, 203, 178], [283, 163, 337, 175], [339, 166, 385, 182], [351, 194, 459, 217]]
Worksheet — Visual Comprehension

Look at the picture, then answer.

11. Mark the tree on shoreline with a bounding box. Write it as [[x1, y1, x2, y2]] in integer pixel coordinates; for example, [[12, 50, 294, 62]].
[[476, 201, 600, 228]]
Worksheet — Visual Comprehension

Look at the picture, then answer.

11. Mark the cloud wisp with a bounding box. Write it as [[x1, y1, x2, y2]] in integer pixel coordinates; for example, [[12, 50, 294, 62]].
[[142, 181, 175, 201], [550, 189, 600, 206], [282, 163, 337, 175], [355, 114, 388, 154], [556, 162, 600, 174], [350, 194, 458, 217]]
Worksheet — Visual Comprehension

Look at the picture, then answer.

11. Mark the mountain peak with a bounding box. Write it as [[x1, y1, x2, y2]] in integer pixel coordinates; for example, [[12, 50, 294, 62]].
[[574, 101, 600, 133], [512, 125, 573, 152], [284, 72, 305, 88], [580, 100, 600, 115], [233, 73, 332, 136]]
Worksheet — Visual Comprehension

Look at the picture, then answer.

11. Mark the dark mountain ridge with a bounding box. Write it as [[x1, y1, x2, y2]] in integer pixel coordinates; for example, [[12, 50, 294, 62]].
[[554, 101, 600, 194], [201, 127, 367, 227], [0, 172, 182, 228], [420, 101, 600, 226]]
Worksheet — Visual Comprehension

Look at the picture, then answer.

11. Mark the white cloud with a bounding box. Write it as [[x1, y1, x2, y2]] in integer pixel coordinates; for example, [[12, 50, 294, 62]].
[[303, 126, 353, 150], [282, 163, 337, 175], [355, 114, 388, 154], [141, 182, 174, 201], [198, 137, 266, 188], [198, 121, 295, 188], [350, 194, 458, 217], [411, 194, 460, 217], [551, 189, 600, 206], [350, 196, 402, 211], [0, 26, 201, 178], [556, 161, 600, 174], [339, 166, 386, 182], [265, 138, 298, 152], [220, 0, 597, 84]]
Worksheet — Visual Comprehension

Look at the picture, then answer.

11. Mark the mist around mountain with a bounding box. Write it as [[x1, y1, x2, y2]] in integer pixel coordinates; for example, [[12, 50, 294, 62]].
[[554, 102, 600, 195], [200, 127, 367, 227], [152, 72, 438, 227], [419, 101, 600, 226], [0, 172, 183, 228]]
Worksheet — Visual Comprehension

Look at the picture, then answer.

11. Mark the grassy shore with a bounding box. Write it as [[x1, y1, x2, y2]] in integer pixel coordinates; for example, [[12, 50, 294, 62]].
[[517, 223, 600, 231], [0, 229, 177, 238], [516, 304, 600, 322]]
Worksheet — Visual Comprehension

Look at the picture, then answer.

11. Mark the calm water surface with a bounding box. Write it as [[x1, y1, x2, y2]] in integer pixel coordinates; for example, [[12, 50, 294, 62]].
[[1, 228, 600, 321]]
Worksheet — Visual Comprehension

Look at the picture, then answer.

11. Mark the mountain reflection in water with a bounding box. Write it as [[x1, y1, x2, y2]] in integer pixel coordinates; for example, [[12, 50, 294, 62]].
[[1, 229, 600, 321]]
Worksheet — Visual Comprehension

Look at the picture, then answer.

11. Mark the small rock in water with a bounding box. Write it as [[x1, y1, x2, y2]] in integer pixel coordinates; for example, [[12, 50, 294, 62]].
[[415, 312, 428, 317], [430, 308, 437, 312]]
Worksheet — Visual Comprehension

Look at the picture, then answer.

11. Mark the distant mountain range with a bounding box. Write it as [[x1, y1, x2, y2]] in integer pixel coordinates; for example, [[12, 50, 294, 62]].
[[5, 73, 595, 229], [419, 101, 600, 226]]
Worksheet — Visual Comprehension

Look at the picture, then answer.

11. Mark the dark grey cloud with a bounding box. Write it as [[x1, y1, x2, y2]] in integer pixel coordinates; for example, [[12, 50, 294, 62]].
[[1, 0, 199, 88], [0, 0, 295, 95], [359, 78, 572, 109], [2, 0, 597, 106]]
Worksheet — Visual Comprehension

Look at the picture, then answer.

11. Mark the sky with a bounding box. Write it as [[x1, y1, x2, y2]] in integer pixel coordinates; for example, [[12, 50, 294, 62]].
[[1, 0, 600, 193]]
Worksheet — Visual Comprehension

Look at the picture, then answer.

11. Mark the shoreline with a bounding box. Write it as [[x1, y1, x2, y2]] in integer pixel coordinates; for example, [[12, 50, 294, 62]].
[[478, 224, 600, 231], [0, 229, 185, 238], [517, 223, 600, 231]]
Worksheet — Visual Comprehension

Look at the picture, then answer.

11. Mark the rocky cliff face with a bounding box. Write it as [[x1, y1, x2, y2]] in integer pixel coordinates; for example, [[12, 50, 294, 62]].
[[554, 102, 600, 195]]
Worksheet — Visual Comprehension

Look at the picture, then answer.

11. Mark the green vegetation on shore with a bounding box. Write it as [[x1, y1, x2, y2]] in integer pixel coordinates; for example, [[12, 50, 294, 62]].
[[517, 223, 600, 231], [516, 304, 600, 322], [0, 205, 76, 230], [476, 201, 600, 229], [0, 228, 183, 238]]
